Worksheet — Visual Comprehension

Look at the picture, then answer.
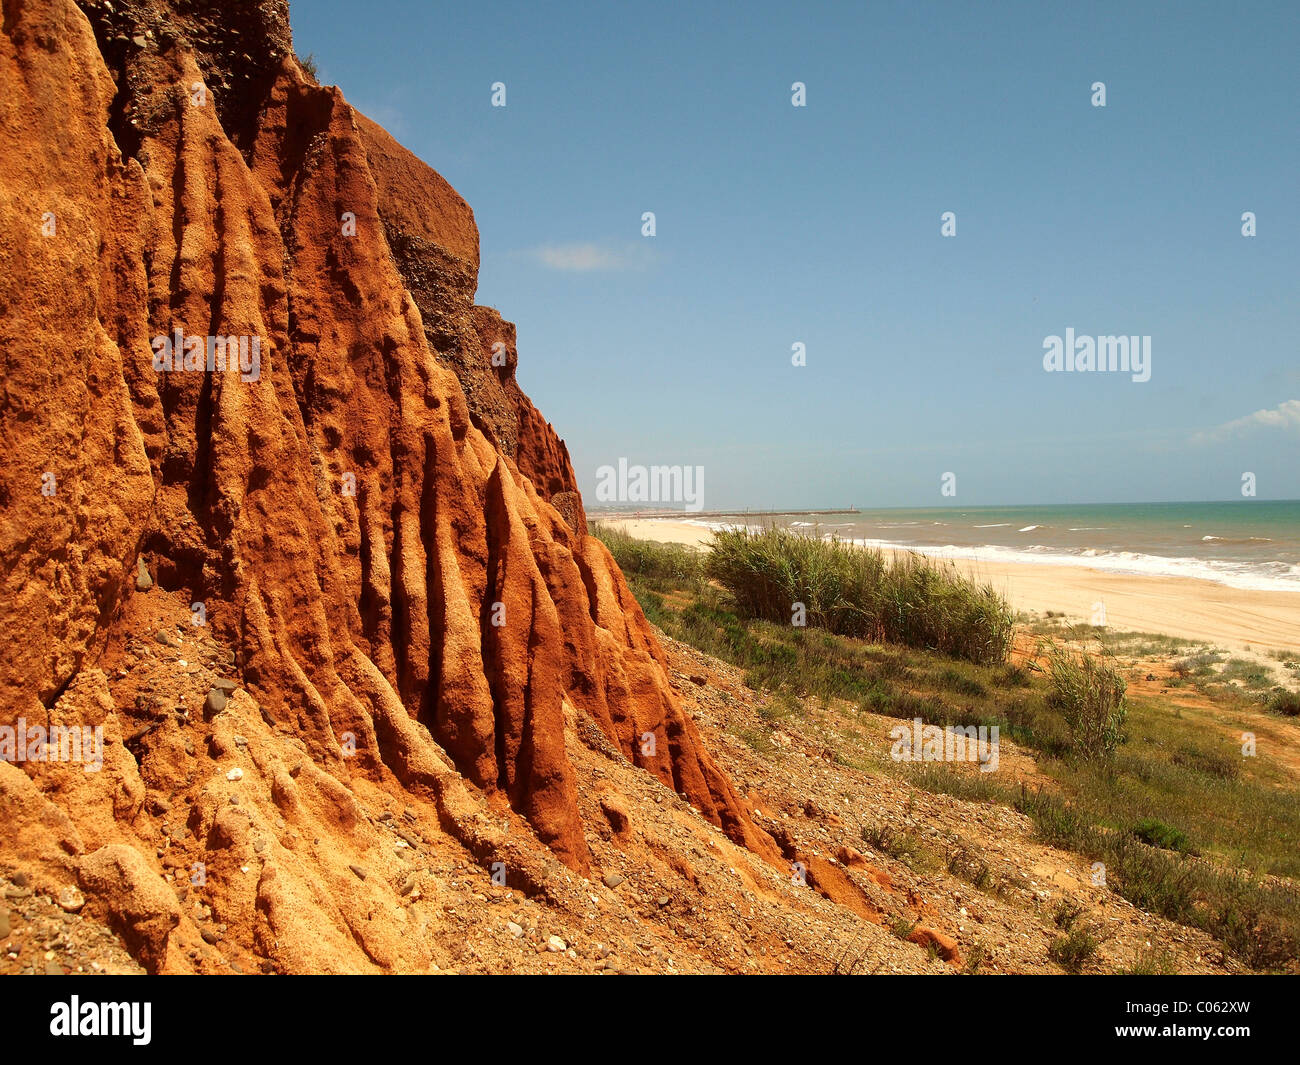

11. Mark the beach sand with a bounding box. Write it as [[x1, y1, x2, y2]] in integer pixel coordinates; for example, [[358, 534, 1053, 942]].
[[606, 519, 1300, 657]]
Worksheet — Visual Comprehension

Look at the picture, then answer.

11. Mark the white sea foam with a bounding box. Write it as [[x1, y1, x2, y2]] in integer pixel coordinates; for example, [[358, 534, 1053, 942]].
[[632, 517, 1300, 593], [678, 518, 754, 533], [842, 538, 1300, 592]]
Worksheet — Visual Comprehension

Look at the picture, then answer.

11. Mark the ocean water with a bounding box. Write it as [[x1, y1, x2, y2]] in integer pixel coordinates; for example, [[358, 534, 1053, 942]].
[[693, 501, 1300, 593]]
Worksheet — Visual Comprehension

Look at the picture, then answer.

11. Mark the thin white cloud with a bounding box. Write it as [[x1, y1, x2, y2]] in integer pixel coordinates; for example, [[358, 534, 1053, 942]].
[[517, 242, 656, 272], [1192, 399, 1300, 444]]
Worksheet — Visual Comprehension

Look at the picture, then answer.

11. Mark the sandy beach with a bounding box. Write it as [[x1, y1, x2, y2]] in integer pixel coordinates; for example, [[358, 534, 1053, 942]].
[[606, 519, 1300, 657]]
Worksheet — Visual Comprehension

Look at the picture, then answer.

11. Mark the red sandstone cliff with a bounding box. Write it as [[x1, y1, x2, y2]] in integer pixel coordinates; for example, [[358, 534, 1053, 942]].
[[0, 0, 776, 971]]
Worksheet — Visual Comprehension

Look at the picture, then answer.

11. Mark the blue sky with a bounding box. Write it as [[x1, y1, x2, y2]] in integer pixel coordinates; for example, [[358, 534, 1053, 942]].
[[293, 0, 1299, 508]]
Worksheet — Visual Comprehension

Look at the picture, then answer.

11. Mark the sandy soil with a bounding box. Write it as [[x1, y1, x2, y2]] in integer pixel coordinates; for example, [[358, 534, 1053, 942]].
[[606, 520, 1300, 658]]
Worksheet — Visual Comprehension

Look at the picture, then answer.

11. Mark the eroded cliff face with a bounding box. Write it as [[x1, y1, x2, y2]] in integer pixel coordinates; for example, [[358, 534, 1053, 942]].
[[0, 0, 775, 970]]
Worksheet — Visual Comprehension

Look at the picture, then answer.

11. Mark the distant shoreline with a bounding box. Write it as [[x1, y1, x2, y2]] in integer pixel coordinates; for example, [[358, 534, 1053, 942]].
[[588, 508, 862, 519], [603, 518, 1300, 662]]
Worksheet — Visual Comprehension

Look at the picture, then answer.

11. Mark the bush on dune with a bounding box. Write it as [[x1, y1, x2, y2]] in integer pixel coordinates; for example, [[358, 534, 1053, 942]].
[[1267, 690, 1300, 717], [1043, 643, 1128, 759], [702, 527, 1014, 666], [589, 522, 704, 588]]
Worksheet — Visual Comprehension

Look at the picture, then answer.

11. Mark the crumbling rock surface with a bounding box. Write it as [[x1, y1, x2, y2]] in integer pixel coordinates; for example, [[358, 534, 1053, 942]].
[[0, 0, 776, 971]]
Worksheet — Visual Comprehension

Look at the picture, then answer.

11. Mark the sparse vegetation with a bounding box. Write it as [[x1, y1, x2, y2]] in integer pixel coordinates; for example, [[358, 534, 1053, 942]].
[[904, 762, 1011, 806], [1048, 926, 1100, 972], [1052, 897, 1086, 930], [1131, 817, 1194, 855], [861, 823, 937, 872], [962, 942, 989, 974], [1115, 946, 1179, 975], [889, 917, 917, 940], [732, 724, 775, 754], [1173, 651, 1225, 677], [1018, 787, 1300, 971], [1267, 690, 1300, 717], [597, 524, 1300, 970], [945, 842, 993, 890], [1218, 657, 1274, 691]]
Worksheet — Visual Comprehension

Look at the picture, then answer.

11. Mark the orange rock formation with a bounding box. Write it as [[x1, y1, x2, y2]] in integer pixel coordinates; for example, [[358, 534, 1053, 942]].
[[0, 0, 776, 971]]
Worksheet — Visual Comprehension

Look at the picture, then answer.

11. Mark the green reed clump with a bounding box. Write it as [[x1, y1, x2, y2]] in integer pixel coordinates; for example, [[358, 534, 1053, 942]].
[[1043, 644, 1128, 759], [589, 522, 703, 590], [703, 527, 1013, 665]]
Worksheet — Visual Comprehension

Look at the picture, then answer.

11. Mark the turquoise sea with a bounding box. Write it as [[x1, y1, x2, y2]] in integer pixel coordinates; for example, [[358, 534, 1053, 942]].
[[705, 501, 1300, 593]]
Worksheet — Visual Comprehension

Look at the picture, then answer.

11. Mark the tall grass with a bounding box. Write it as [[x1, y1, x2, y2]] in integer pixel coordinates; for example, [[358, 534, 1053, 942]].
[[589, 522, 703, 590], [704, 527, 1013, 665], [1043, 644, 1128, 759]]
